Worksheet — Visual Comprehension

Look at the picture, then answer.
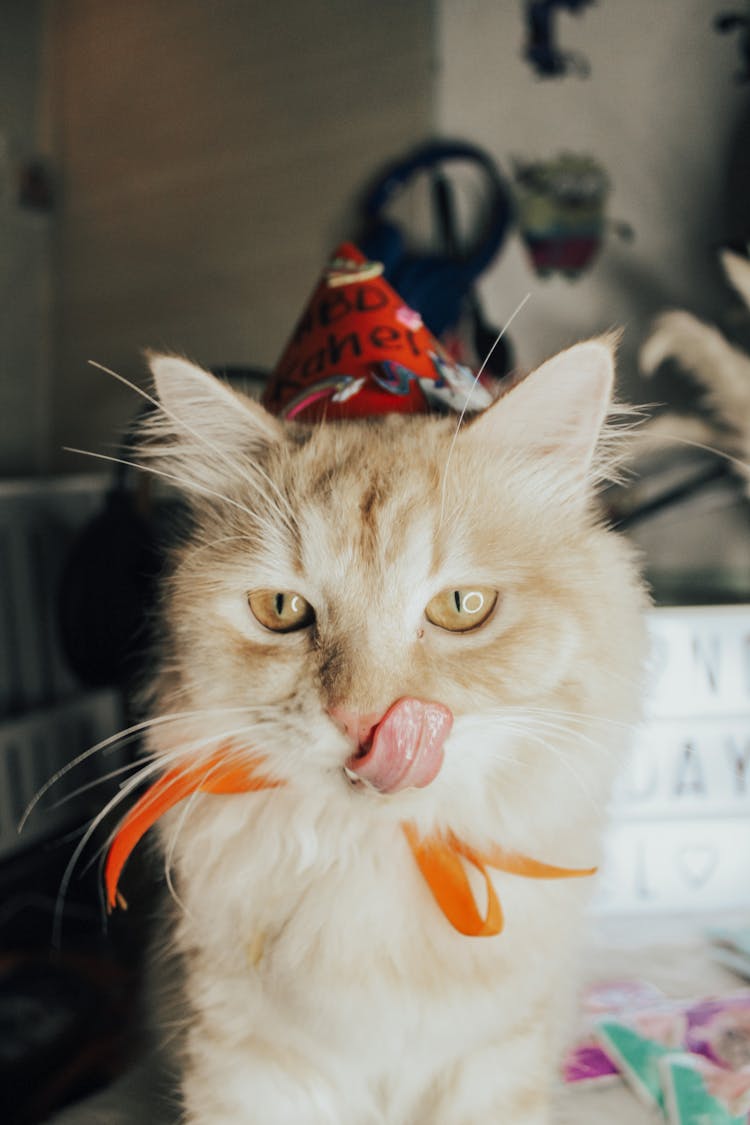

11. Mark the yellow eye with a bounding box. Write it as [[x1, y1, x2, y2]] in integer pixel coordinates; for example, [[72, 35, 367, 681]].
[[247, 590, 315, 633], [425, 587, 498, 633]]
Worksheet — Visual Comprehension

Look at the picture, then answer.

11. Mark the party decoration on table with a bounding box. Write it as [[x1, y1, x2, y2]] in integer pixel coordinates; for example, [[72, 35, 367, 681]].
[[561, 979, 667, 1086], [596, 1010, 688, 1111], [522, 0, 596, 79], [512, 153, 632, 279], [261, 242, 495, 422], [565, 985, 750, 1121], [709, 926, 750, 981], [661, 1053, 750, 1123]]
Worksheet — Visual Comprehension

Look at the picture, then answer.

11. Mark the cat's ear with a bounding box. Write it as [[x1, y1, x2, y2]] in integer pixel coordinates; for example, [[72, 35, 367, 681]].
[[463, 337, 616, 485], [147, 353, 282, 449], [141, 354, 283, 504]]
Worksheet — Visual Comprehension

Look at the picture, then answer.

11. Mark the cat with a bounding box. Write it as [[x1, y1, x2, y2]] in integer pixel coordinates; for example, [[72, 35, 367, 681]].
[[92, 336, 647, 1125]]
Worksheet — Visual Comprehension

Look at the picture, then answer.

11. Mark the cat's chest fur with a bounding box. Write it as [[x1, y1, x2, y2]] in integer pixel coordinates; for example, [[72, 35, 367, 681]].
[[163, 784, 581, 1098]]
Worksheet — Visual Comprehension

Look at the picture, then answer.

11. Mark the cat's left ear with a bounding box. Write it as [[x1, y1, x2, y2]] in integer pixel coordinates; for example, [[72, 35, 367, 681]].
[[463, 337, 616, 485]]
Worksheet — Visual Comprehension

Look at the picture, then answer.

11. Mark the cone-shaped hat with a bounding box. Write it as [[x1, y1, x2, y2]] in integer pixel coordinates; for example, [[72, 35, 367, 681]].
[[262, 243, 491, 421]]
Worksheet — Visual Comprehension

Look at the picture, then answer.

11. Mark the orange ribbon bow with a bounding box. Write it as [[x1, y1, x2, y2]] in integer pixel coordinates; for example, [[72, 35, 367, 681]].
[[104, 747, 596, 935], [401, 823, 596, 936]]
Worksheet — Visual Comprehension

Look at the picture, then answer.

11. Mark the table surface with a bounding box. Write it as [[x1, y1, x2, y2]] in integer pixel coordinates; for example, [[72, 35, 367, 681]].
[[47, 913, 747, 1124]]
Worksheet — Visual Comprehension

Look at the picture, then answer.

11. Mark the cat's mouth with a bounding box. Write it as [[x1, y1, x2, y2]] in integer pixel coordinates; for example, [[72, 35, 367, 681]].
[[342, 697, 453, 795]]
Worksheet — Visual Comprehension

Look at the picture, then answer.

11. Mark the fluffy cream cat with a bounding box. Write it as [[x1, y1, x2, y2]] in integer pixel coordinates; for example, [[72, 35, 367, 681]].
[[121, 337, 646, 1124]]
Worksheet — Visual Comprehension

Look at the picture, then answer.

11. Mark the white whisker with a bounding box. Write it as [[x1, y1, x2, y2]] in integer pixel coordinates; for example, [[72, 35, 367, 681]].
[[88, 360, 299, 533], [20, 705, 264, 833], [496, 719, 601, 812], [52, 719, 270, 946], [439, 292, 532, 527], [64, 446, 267, 524], [630, 428, 750, 477]]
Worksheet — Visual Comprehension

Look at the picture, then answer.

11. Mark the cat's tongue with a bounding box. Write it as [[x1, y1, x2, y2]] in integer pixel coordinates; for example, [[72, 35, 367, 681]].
[[345, 698, 452, 794]]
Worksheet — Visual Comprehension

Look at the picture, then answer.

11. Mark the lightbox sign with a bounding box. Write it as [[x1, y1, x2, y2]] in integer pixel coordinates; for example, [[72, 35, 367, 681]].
[[597, 606, 750, 914]]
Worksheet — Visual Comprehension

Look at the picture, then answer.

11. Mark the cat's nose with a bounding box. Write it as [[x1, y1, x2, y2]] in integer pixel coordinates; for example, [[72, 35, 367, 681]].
[[327, 706, 382, 749]]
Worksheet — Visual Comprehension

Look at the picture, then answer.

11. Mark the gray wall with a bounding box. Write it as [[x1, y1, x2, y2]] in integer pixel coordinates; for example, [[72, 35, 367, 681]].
[[437, 0, 750, 588], [0, 0, 52, 475], [437, 0, 750, 389], [48, 0, 435, 469]]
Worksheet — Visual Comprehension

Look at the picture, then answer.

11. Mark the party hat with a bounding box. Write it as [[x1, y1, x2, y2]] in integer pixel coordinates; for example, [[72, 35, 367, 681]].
[[262, 243, 492, 422]]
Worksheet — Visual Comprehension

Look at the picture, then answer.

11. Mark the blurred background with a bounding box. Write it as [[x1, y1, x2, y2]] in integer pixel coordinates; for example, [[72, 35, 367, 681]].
[[1, 1, 750, 1121]]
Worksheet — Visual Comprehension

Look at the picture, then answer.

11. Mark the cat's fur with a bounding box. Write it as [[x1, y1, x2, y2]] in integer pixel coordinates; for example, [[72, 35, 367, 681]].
[[132, 338, 646, 1124]]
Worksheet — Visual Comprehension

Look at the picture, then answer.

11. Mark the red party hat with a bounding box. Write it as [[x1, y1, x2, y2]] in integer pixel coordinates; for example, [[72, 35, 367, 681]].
[[262, 243, 492, 422]]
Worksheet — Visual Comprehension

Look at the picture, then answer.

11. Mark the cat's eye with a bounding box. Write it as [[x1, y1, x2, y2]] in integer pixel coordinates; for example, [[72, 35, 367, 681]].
[[247, 590, 315, 633], [425, 587, 498, 633]]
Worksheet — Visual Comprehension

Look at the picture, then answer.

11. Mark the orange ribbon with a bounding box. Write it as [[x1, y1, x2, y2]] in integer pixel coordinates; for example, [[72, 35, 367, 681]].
[[104, 747, 596, 934], [402, 824, 596, 937], [103, 748, 282, 911]]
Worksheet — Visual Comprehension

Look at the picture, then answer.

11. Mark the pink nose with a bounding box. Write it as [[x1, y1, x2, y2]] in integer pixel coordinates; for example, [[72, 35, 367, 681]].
[[328, 706, 382, 748]]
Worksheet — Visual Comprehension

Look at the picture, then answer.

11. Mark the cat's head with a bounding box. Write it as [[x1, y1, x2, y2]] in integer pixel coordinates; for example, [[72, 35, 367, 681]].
[[141, 340, 644, 839]]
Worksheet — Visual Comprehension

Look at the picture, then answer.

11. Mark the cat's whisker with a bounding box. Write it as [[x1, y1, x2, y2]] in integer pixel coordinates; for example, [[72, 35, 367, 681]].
[[53, 721, 271, 945], [182, 532, 266, 560], [495, 720, 602, 811], [79, 720, 274, 882], [138, 431, 298, 539], [438, 292, 532, 528], [48, 755, 161, 811], [504, 705, 638, 732], [628, 427, 750, 478], [53, 749, 193, 946], [500, 714, 621, 757], [160, 749, 255, 920], [88, 359, 299, 535], [20, 704, 265, 832], [479, 743, 531, 771], [618, 491, 749, 533], [162, 786, 199, 920], [64, 445, 269, 525]]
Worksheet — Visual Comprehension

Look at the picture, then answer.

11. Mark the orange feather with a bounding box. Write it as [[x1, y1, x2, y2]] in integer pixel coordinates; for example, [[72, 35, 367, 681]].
[[103, 747, 281, 910], [104, 749, 596, 934]]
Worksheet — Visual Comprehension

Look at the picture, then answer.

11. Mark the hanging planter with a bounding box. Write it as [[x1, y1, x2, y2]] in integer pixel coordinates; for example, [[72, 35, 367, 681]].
[[512, 152, 632, 279]]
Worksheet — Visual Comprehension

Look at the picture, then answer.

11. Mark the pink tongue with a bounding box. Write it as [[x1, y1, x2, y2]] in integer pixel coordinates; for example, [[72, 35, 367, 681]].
[[345, 697, 452, 794]]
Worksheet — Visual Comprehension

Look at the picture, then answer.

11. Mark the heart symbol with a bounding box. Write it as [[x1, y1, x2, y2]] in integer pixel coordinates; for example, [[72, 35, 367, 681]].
[[678, 844, 718, 888]]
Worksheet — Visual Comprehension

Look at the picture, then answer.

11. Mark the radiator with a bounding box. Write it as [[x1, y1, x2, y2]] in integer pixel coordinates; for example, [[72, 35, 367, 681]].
[[0, 476, 125, 858]]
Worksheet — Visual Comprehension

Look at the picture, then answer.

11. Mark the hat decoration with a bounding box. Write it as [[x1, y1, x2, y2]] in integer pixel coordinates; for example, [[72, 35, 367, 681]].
[[262, 243, 493, 422]]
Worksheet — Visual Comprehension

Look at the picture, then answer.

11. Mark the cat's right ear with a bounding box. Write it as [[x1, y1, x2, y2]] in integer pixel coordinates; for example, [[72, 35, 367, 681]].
[[461, 337, 616, 493], [147, 354, 282, 450], [142, 354, 283, 502]]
